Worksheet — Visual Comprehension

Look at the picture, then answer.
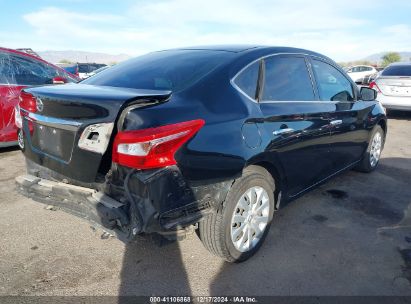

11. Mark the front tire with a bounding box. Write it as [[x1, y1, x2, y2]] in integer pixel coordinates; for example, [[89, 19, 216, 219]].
[[198, 166, 275, 262], [355, 125, 385, 172]]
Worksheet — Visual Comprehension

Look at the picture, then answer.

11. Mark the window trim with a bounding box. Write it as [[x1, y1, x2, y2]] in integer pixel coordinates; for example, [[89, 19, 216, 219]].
[[231, 52, 332, 104]]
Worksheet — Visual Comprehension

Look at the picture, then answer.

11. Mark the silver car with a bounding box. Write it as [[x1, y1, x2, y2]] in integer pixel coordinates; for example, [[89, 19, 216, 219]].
[[371, 62, 411, 111]]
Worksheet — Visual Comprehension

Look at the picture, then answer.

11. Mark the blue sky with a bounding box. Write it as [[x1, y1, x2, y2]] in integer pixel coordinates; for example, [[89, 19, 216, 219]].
[[1, 0, 411, 61]]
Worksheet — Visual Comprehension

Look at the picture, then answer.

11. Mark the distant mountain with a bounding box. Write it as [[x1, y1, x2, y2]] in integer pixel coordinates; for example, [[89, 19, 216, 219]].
[[37, 50, 132, 64], [363, 52, 411, 63]]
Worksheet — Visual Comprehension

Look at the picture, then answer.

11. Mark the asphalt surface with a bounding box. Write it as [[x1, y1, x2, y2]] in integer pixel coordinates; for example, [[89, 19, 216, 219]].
[[0, 111, 411, 296]]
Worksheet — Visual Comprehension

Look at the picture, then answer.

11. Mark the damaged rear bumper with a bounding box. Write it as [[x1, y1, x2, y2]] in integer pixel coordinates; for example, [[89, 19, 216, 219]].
[[16, 174, 134, 241], [16, 164, 233, 242]]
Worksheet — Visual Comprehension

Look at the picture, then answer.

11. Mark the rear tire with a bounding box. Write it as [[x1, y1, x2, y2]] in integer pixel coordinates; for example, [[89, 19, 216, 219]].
[[198, 165, 275, 262], [355, 125, 385, 173]]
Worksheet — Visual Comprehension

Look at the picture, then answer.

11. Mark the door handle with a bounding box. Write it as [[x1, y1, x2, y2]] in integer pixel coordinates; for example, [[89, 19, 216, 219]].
[[330, 120, 342, 126], [273, 128, 294, 136]]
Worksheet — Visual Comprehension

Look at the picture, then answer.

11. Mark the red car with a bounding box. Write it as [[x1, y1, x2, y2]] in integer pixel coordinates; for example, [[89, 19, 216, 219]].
[[0, 47, 79, 148]]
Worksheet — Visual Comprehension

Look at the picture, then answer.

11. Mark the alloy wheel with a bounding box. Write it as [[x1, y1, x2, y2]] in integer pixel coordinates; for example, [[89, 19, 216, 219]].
[[370, 131, 382, 167], [230, 186, 270, 252]]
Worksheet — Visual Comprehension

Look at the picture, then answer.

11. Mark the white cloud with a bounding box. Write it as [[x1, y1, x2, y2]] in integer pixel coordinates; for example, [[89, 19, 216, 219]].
[[1, 1, 409, 61]]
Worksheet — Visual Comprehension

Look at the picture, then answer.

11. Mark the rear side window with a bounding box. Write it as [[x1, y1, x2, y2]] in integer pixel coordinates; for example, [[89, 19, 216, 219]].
[[311, 59, 354, 102], [381, 65, 411, 76], [233, 61, 259, 99], [5, 54, 74, 85], [0, 53, 16, 84], [261, 56, 315, 101]]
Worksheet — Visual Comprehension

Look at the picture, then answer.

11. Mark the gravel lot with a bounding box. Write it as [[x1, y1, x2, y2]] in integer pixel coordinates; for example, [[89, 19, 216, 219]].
[[0, 112, 410, 296]]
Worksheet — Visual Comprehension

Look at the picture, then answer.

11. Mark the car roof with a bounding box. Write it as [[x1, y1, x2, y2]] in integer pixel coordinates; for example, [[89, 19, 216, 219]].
[[160, 45, 327, 57], [0, 47, 47, 63], [174, 45, 262, 53], [388, 62, 411, 66]]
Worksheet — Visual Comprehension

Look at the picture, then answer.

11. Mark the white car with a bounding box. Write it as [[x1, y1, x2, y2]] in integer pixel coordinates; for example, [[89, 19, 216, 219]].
[[371, 62, 411, 111], [346, 65, 377, 84]]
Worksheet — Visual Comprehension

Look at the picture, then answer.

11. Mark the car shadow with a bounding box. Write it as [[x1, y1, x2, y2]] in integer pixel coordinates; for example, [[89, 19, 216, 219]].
[[0, 145, 20, 154], [208, 157, 411, 296], [387, 110, 411, 120], [117, 236, 191, 299]]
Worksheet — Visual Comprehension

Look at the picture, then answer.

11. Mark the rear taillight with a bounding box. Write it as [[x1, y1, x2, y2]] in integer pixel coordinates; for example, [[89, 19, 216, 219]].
[[112, 119, 205, 170], [369, 81, 381, 93], [19, 91, 37, 113]]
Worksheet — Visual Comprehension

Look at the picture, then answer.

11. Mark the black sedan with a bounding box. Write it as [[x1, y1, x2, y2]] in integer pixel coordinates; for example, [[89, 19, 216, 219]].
[[16, 45, 386, 262]]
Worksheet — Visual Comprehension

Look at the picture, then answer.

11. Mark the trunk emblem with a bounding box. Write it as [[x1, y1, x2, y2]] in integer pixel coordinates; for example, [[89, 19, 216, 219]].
[[36, 98, 44, 112]]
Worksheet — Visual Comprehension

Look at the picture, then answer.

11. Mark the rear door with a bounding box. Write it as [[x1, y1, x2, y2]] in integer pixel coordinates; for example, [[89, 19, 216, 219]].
[[257, 54, 334, 196], [310, 58, 371, 171]]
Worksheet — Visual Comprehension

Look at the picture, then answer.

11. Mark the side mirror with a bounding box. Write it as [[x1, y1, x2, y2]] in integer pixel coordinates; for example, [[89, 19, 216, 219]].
[[52, 76, 68, 84], [360, 87, 377, 101]]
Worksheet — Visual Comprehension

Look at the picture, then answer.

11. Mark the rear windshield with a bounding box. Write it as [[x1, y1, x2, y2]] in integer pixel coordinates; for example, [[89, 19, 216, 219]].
[[381, 65, 411, 76], [82, 50, 233, 92]]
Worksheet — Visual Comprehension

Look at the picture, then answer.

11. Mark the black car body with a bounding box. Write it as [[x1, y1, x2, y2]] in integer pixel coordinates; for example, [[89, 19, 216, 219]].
[[16, 46, 387, 262]]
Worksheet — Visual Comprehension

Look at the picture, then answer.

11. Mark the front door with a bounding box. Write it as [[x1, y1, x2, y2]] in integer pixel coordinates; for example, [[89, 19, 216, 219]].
[[258, 55, 334, 196], [309, 58, 370, 171]]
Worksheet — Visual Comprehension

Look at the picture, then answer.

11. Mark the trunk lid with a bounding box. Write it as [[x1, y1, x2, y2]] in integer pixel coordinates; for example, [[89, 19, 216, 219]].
[[21, 84, 171, 183], [376, 77, 411, 97]]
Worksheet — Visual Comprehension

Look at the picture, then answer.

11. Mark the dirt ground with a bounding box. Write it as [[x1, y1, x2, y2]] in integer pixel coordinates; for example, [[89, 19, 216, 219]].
[[0, 111, 410, 296]]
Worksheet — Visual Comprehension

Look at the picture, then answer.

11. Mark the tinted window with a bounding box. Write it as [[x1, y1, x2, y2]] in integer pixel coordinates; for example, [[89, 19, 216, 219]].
[[381, 65, 411, 76], [261, 56, 314, 101], [84, 50, 233, 92], [78, 63, 106, 73], [312, 59, 354, 102], [234, 61, 259, 99], [78, 64, 90, 73]]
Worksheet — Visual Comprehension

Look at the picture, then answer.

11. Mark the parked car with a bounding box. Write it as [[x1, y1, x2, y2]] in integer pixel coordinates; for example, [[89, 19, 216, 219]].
[[346, 65, 377, 84], [78, 63, 107, 79], [370, 62, 411, 111], [86, 65, 110, 78], [57, 63, 79, 78], [0, 47, 79, 148], [362, 67, 384, 85], [16, 46, 386, 262]]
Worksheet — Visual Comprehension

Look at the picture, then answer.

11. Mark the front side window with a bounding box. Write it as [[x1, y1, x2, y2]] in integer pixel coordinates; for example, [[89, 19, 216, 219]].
[[233, 61, 260, 99], [261, 56, 315, 101], [311, 59, 354, 102]]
